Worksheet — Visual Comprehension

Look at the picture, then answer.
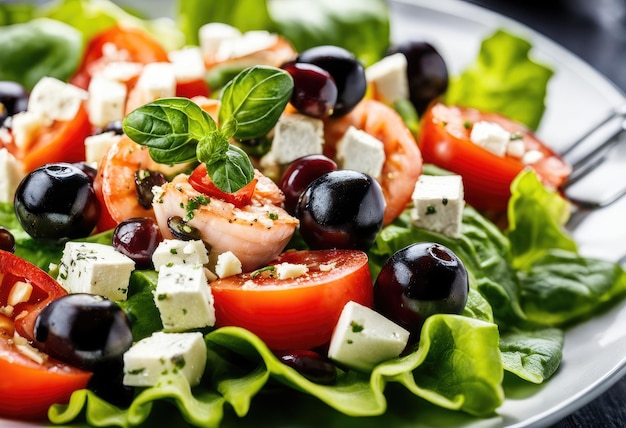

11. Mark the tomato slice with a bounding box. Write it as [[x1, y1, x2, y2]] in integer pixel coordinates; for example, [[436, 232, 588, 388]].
[[418, 103, 572, 211], [210, 249, 373, 351], [188, 163, 258, 208], [0, 250, 91, 420], [176, 78, 210, 99], [70, 25, 169, 90]]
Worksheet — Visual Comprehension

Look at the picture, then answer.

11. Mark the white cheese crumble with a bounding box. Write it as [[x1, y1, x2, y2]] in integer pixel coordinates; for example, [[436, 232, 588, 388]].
[[336, 126, 386, 179], [411, 174, 465, 239]]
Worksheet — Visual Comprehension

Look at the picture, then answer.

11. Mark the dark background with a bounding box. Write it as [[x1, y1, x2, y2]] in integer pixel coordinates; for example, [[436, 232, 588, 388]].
[[462, 1, 626, 426]]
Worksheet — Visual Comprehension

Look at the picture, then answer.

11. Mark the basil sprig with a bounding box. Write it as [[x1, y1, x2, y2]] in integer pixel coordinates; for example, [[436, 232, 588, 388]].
[[122, 65, 293, 192]]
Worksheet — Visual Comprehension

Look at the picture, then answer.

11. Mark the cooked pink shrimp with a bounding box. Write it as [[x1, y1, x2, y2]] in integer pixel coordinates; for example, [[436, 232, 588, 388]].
[[152, 170, 299, 272]]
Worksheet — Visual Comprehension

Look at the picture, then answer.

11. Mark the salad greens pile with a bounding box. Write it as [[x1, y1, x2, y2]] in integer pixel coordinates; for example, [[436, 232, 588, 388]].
[[1, 0, 626, 427]]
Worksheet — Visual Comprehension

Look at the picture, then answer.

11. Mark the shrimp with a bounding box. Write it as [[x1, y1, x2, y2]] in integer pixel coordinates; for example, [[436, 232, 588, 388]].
[[152, 170, 299, 272], [324, 99, 423, 225]]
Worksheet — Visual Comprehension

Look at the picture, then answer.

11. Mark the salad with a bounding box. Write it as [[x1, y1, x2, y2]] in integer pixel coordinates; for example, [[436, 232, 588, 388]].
[[0, 0, 625, 427]]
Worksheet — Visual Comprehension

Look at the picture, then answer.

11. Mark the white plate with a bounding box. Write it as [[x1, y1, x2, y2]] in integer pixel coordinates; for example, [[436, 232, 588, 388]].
[[3, 0, 626, 427]]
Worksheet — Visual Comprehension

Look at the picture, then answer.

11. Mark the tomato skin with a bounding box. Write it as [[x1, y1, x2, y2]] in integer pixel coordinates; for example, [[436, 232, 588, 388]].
[[188, 163, 257, 208], [0, 250, 92, 420], [71, 25, 169, 90], [176, 78, 210, 99], [18, 103, 92, 173], [418, 103, 571, 211], [210, 249, 373, 350]]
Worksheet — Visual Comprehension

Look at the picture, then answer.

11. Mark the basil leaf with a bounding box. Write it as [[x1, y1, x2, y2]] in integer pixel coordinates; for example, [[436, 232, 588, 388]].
[[206, 145, 255, 193], [123, 98, 217, 164], [219, 65, 293, 140]]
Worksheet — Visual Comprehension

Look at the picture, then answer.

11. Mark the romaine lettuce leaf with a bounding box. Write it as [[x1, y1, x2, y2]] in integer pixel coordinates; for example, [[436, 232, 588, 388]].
[[445, 29, 553, 130]]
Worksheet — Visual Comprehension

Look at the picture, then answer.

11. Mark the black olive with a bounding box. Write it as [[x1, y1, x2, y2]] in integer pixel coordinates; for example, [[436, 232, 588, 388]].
[[14, 163, 100, 243], [167, 216, 202, 241], [33, 293, 133, 372]]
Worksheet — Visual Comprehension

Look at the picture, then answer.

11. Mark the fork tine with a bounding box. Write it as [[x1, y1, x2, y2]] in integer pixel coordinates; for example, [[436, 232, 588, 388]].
[[559, 105, 626, 208]]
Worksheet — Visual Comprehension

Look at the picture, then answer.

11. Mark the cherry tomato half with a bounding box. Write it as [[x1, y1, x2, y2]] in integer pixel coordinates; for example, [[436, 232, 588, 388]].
[[210, 249, 374, 351], [0, 250, 91, 420], [418, 103, 571, 211], [189, 163, 257, 208]]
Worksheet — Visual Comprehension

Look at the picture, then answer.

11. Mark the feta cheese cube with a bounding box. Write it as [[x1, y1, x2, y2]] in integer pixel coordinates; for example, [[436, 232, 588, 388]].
[[152, 239, 209, 271], [123, 331, 207, 387], [84, 131, 123, 166], [411, 174, 465, 239], [10, 111, 49, 150], [267, 113, 324, 165], [95, 61, 143, 84], [168, 46, 206, 83], [154, 264, 216, 332], [57, 242, 135, 301], [327, 301, 409, 372], [336, 126, 386, 179], [365, 53, 409, 104], [506, 138, 526, 159], [522, 149, 545, 165], [0, 148, 25, 203], [134, 62, 176, 105], [215, 31, 277, 62], [87, 76, 127, 127], [214, 251, 242, 278], [28, 77, 88, 122], [199, 23, 242, 58], [469, 121, 511, 157], [274, 262, 308, 280]]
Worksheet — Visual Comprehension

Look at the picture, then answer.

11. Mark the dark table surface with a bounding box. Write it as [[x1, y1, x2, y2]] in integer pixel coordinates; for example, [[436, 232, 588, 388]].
[[462, 1, 626, 427]]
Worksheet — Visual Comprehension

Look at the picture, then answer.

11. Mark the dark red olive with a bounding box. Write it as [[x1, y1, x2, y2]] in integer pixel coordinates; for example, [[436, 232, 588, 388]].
[[276, 349, 337, 385], [113, 217, 163, 269]]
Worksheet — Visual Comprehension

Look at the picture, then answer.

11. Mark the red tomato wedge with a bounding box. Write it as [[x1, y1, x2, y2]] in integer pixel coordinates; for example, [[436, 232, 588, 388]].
[[189, 163, 258, 208], [70, 25, 169, 90], [0, 250, 91, 420], [12, 103, 92, 173], [210, 249, 373, 351], [418, 103, 572, 211], [324, 99, 423, 225]]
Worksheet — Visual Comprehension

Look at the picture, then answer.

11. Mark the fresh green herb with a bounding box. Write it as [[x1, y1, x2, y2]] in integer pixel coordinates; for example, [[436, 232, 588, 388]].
[[268, 212, 278, 220], [426, 205, 436, 215], [251, 265, 276, 278], [510, 131, 524, 140], [185, 195, 211, 221], [123, 66, 292, 193], [350, 321, 364, 333]]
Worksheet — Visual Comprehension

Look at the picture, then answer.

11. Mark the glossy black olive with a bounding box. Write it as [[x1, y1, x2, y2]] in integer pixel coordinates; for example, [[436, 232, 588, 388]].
[[167, 215, 202, 241], [33, 293, 133, 372], [113, 217, 163, 269], [14, 163, 100, 243], [296, 45, 366, 117], [0, 226, 16, 253], [374, 242, 468, 339], [134, 169, 167, 208], [295, 170, 385, 251], [387, 40, 449, 115]]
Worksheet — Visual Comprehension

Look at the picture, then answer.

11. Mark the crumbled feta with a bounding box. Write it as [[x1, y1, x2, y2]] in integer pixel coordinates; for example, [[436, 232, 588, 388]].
[[0, 148, 25, 203], [411, 174, 465, 239], [123, 331, 207, 387], [327, 301, 409, 372], [28, 77, 88, 122], [274, 262, 308, 280], [57, 242, 135, 301], [10, 111, 49, 150], [154, 264, 216, 332], [215, 251, 243, 278], [336, 126, 386, 179], [365, 53, 409, 104], [152, 239, 209, 272], [95, 61, 143, 84], [87, 75, 127, 127], [470, 121, 510, 157], [133, 62, 176, 105], [522, 149, 545, 165], [265, 113, 324, 165], [215, 31, 277, 62]]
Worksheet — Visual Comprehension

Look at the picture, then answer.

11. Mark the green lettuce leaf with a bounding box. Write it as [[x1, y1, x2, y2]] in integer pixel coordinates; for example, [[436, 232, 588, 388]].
[[0, 18, 82, 90], [500, 328, 563, 383], [518, 250, 626, 326], [50, 317, 503, 427], [445, 29, 553, 130], [506, 170, 577, 270], [117, 270, 163, 342]]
